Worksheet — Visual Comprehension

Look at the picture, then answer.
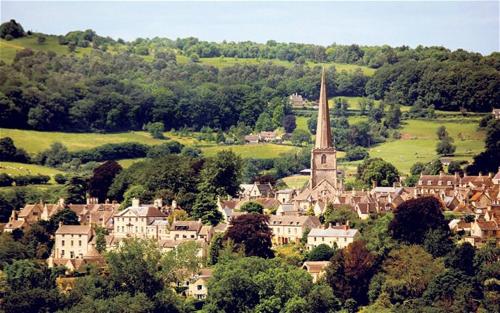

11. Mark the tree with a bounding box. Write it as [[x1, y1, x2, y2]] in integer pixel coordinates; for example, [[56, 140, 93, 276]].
[[282, 115, 297, 133], [447, 160, 462, 174], [240, 201, 264, 214], [356, 158, 399, 187], [308, 244, 335, 261], [291, 129, 311, 146], [88, 160, 123, 202], [377, 245, 444, 304], [54, 174, 67, 184], [345, 146, 369, 161], [48, 208, 80, 233], [436, 136, 456, 155], [323, 204, 361, 228], [191, 191, 222, 225], [423, 228, 454, 258], [208, 232, 224, 265], [0, 173, 13, 187], [389, 196, 448, 244], [0, 19, 25, 39], [145, 122, 165, 139], [36, 142, 71, 167], [308, 114, 317, 135], [385, 104, 401, 128], [254, 112, 274, 132], [224, 214, 274, 258], [444, 243, 476, 276], [198, 150, 242, 197], [436, 126, 449, 140], [63, 176, 88, 204], [325, 240, 376, 305], [95, 226, 107, 253]]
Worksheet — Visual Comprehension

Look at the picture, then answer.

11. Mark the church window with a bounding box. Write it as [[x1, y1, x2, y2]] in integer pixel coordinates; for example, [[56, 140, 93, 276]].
[[321, 154, 327, 164]]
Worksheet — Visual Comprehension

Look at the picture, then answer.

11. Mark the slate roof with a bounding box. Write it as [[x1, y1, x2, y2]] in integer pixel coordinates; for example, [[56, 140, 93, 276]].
[[308, 227, 358, 238]]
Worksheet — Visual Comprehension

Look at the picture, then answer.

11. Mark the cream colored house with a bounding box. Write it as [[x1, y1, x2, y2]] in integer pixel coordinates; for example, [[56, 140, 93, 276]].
[[269, 215, 321, 245], [302, 261, 330, 283], [187, 268, 212, 300], [53, 224, 93, 259], [113, 199, 168, 239], [307, 226, 358, 250]]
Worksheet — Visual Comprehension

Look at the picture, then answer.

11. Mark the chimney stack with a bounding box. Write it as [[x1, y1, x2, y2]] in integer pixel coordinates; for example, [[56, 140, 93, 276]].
[[131, 198, 140, 207], [172, 200, 177, 210]]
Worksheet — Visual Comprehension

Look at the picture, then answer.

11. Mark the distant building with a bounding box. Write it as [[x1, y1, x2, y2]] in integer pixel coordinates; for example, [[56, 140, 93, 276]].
[[492, 108, 500, 120], [307, 225, 358, 250], [187, 268, 213, 300], [289, 93, 306, 108], [302, 261, 330, 283], [269, 215, 321, 245]]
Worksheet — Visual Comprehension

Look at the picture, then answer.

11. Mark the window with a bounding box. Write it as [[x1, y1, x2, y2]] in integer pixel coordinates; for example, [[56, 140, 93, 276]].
[[70, 251, 74, 258], [62, 240, 65, 246], [71, 240, 74, 246], [197, 285, 203, 290], [321, 154, 327, 164], [61, 250, 65, 257], [79, 240, 82, 247]]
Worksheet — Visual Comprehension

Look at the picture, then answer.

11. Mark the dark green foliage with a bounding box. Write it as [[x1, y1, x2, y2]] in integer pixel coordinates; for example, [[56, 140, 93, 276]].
[[198, 150, 242, 197], [444, 243, 476, 276], [357, 158, 399, 187], [423, 228, 454, 258], [0, 173, 13, 187], [345, 146, 369, 161], [54, 173, 68, 184], [35, 142, 71, 167], [389, 197, 447, 244], [436, 136, 456, 155], [307, 114, 317, 135], [224, 213, 274, 258], [208, 232, 224, 265], [0, 137, 31, 163], [291, 129, 311, 146], [47, 207, 80, 233], [447, 160, 462, 174], [308, 244, 335, 261], [0, 19, 25, 39], [88, 160, 123, 202], [466, 120, 500, 175], [145, 121, 165, 139], [0, 233, 28, 269], [282, 114, 297, 133], [240, 201, 264, 214], [63, 176, 88, 204], [72, 142, 150, 163], [436, 126, 448, 140], [12, 174, 50, 186]]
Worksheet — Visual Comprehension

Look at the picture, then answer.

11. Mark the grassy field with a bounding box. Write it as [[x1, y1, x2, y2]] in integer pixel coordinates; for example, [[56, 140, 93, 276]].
[[0, 35, 93, 63], [177, 56, 375, 75], [282, 175, 309, 189], [201, 143, 300, 159], [363, 118, 484, 174], [0, 161, 64, 183]]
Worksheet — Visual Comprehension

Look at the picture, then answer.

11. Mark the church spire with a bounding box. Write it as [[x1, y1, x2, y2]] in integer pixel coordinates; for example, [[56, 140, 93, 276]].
[[315, 67, 333, 149]]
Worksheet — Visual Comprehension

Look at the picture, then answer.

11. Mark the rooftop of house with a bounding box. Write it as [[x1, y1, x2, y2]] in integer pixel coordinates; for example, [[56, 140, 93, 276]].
[[269, 215, 320, 227], [302, 261, 331, 273], [115, 206, 167, 218], [55, 224, 92, 235], [308, 227, 358, 238], [171, 220, 202, 232]]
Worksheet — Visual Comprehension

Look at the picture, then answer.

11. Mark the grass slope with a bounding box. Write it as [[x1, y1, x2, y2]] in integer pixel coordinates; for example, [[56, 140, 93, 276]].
[[201, 144, 300, 159], [0, 161, 63, 183], [0, 35, 92, 63]]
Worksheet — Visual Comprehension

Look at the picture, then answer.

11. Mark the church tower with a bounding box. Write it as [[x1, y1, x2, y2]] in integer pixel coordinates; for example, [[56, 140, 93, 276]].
[[310, 68, 338, 189]]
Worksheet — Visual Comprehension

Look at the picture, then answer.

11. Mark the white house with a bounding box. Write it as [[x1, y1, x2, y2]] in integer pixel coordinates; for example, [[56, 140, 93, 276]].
[[307, 226, 358, 250]]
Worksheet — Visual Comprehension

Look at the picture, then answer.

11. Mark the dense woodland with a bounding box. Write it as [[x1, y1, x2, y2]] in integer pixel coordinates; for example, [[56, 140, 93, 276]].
[[0, 20, 499, 134]]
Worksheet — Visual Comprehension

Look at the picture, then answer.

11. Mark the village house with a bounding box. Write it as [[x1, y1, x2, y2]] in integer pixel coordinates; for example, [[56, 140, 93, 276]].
[[268, 215, 321, 245], [302, 261, 330, 283], [492, 108, 500, 120], [307, 225, 358, 250], [113, 198, 169, 240], [239, 182, 275, 199], [4, 199, 66, 232], [275, 189, 296, 204], [170, 220, 203, 241], [244, 134, 259, 144], [186, 268, 213, 300], [289, 93, 306, 108]]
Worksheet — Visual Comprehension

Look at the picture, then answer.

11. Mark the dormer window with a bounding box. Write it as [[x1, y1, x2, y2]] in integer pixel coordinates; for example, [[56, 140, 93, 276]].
[[447, 181, 452, 186], [427, 181, 432, 185]]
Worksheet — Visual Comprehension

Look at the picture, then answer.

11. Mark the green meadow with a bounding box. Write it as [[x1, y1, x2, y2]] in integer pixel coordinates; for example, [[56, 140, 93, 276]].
[[0, 35, 93, 63]]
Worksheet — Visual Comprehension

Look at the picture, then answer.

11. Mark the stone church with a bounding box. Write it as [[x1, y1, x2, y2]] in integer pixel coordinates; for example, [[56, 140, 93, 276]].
[[294, 68, 343, 211]]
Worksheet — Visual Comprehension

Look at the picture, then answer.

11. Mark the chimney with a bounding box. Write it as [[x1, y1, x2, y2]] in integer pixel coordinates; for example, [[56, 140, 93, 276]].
[[372, 180, 376, 189], [479, 172, 482, 177], [439, 171, 444, 177], [154, 198, 163, 208], [58, 221, 63, 228], [57, 198, 65, 206], [488, 172, 493, 178], [393, 182, 396, 188], [105, 198, 110, 204], [172, 200, 177, 209], [131, 198, 140, 207], [86, 193, 91, 205], [346, 220, 350, 228]]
